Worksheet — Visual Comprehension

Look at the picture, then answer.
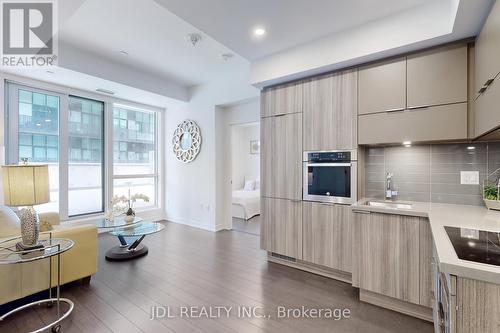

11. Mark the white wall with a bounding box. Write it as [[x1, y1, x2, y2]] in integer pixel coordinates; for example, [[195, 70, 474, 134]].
[[214, 98, 260, 230], [231, 124, 260, 190], [165, 71, 259, 232]]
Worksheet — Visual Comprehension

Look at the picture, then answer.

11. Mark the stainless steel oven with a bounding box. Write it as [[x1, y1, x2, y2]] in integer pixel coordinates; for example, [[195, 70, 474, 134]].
[[303, 150, 357, 204]]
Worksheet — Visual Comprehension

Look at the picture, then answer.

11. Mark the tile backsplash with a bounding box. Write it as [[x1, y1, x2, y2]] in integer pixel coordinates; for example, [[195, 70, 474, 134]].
[[364, 142, 500, 206]]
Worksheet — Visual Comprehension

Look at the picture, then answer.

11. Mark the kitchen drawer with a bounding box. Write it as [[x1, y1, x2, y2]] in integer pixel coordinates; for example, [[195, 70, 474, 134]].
[[358, 103, 467, 145]]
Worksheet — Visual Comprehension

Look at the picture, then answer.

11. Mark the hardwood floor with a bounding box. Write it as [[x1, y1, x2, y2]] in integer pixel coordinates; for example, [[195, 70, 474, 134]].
[[1, 221, 433, 332]]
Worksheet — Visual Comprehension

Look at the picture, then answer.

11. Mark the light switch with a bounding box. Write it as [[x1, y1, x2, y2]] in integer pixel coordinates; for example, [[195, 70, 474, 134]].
[[460, 171, 480, 185]]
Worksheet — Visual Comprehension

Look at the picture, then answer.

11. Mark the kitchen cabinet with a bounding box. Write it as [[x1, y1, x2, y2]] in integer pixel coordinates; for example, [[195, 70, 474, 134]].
[[455, 277, 500, 333], [358, 102, 467, 144], [302, 202, 351, 272], [358, 58, 406, 115], [261, 112, 302, 200], [353, 211, 432, 307], [475, 75, 500, 137], [261, 197, 302, 259], [261, 82, 303, 117], [475, 0, 500, 99], [303, 69, 357, 150], [407, 44, 468, 108]]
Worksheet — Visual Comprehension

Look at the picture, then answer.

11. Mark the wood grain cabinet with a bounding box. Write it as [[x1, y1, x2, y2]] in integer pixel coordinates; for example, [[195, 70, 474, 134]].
[[261, 198, 302, 259], [261, 113, 302, 200], [261, 82, 303, 117], [358, 58, 406, 115], [302, 202, 352, 272], [303, 69, 357, 150], [407, 44, 468, 108], [352, 211, 432, 307]]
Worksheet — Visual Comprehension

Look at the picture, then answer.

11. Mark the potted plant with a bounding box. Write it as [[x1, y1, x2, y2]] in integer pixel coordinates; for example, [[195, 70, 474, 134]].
[[483, 183, 500, 211], [112, 190, 150, 222]]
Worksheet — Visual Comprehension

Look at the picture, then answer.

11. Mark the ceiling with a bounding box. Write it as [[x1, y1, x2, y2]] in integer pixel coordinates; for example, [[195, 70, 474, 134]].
[[153, 0, 437, 61], [58, 0, 250, 87]]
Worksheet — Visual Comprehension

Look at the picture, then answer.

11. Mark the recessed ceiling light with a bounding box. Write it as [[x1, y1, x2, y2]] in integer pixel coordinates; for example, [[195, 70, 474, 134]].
[[467, 146, 475, 150], [36, 123, 41, 127], [403, 141, 412, 145], [45, 119, 51, 122], [119, 50, 129, 56], [253, 27, 266, 37]]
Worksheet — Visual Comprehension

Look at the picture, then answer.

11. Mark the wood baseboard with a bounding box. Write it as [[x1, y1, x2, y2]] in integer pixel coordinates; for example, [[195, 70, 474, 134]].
[[267, 253, 352, 284], [359, 289, 433, 322]]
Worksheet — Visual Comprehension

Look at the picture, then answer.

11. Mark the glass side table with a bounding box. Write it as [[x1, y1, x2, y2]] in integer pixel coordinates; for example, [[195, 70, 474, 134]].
[[105, 222, 165, 261], [0, 236, 74, 333]]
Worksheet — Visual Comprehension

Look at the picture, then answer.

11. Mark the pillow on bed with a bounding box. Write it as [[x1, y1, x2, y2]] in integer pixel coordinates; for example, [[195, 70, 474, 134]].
[[243, 180, 256, 191]]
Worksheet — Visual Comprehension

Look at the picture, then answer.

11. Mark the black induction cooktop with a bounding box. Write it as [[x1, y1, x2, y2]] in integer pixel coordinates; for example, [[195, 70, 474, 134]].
[[445, 226, 500, 267]]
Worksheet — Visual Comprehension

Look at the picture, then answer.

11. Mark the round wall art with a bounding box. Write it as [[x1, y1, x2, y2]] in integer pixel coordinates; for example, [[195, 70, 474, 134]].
[[172, 120, 202, 163]]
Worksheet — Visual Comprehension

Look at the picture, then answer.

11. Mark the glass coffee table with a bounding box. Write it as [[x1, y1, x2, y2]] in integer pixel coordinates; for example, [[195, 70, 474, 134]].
[[0, 236, 74, 333], [104, 221, 165, 261]]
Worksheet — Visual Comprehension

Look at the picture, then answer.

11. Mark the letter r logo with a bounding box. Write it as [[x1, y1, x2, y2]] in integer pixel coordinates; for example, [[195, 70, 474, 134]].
[[2, 1, 53, 54]]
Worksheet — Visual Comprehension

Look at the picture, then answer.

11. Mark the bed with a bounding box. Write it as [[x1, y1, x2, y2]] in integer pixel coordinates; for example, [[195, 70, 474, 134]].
[[232, 188, 260, 220]]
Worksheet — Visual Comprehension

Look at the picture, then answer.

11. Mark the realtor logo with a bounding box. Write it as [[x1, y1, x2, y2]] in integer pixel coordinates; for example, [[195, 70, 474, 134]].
[[1, 0, 57, 67]]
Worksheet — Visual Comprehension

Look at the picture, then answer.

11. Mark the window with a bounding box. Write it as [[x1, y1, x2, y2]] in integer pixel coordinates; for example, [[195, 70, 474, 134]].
[[11, 87, 60, 213], [112, 105, 157, 208], [68, 96, 104, 216], [6, 83, 161, 220]]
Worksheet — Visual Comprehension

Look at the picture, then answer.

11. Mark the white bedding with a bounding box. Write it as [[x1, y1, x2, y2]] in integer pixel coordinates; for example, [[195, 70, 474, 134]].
[[232, 189, 260, 220]]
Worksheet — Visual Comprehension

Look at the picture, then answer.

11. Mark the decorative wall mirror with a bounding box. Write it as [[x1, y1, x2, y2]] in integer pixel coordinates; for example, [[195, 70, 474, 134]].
[[172, 120, 202, 163]]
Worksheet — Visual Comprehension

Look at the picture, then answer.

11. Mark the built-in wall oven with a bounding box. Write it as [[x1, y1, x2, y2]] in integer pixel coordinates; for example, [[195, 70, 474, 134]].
[[303, 150, 357, 204]]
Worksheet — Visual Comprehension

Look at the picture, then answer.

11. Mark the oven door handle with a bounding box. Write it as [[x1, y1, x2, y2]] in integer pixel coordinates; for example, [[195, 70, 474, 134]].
[[306, 163, 352, 167]]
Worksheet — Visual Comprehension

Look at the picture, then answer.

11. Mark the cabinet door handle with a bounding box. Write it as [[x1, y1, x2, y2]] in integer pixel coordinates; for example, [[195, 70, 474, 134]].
[[384, 107, 405, 113], [408, 105, 430, 110], [274, 113, 287, 117], [478, 86, 487, 94], [485, 78, 495, 87], [352, 209, 371, 214]]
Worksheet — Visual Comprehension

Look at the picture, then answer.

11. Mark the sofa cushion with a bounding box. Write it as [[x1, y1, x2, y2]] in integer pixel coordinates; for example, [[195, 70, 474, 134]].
[[0, 205, 21, 238]]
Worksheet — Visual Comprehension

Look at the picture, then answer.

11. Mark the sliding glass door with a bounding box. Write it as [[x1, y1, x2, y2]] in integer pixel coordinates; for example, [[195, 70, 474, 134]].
[[7, 84, 105, 217]]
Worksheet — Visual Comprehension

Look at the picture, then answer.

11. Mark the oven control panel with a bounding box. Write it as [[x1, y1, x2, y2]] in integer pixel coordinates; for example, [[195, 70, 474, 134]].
[[307, 151, 351, 163]]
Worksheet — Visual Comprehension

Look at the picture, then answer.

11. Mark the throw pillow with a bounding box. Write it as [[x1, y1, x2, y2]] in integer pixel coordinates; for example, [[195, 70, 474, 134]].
[[243, 180, 256, 191]]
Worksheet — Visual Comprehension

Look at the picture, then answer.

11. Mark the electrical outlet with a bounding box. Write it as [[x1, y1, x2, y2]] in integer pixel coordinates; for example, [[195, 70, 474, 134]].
[[460, 171, 479, 185]]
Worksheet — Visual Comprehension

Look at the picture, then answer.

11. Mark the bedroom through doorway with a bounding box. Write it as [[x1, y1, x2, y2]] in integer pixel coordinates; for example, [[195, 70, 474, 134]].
[[230, 122, 260, 236]]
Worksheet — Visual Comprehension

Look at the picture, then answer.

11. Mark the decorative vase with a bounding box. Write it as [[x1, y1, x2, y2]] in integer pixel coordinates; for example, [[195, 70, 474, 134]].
[[19, 207, 40, 247], [124, 208, 135, 223]]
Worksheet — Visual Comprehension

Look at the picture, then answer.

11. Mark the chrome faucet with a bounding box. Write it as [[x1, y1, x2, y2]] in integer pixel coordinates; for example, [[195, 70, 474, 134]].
[[386, 172, 394, 200]]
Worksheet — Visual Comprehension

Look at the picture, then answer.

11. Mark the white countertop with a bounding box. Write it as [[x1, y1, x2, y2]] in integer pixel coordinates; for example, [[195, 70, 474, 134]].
[[352, 199, 500, 285]]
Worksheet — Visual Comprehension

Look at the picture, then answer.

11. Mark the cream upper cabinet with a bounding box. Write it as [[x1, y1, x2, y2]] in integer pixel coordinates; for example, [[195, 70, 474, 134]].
[[358, 58, 406, 115], [302, 202, 352, 273], [261, 82, 303, 117], [407, 44, 468, 108], [358, 103, 467, 145], [475, 0, 500, 97], [475, 75, 500, 136], [303, 69, 357, 150]]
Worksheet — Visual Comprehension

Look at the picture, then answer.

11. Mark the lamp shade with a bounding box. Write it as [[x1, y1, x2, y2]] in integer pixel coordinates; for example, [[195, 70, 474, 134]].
[[2, 164, 50, 206]]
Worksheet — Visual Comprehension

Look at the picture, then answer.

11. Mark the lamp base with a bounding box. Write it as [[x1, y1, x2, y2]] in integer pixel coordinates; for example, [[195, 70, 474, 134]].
[[19, 206, 40, 248], [15, 242, 43, 251]]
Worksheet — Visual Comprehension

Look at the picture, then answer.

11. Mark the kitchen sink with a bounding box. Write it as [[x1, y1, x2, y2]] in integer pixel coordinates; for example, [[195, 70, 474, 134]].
[[365, 201, 413, 210]]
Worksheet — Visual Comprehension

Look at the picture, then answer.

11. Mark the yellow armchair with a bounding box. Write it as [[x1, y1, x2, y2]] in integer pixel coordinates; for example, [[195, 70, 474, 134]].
[[0, 208, 98, 305]]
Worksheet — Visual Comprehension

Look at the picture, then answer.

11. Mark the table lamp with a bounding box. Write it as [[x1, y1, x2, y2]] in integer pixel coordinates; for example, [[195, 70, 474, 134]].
[[2, 163, 50, 249]]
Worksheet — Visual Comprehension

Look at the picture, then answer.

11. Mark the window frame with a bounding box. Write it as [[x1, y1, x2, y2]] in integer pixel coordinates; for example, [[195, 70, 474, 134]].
[[5, 79, 164, 221]]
